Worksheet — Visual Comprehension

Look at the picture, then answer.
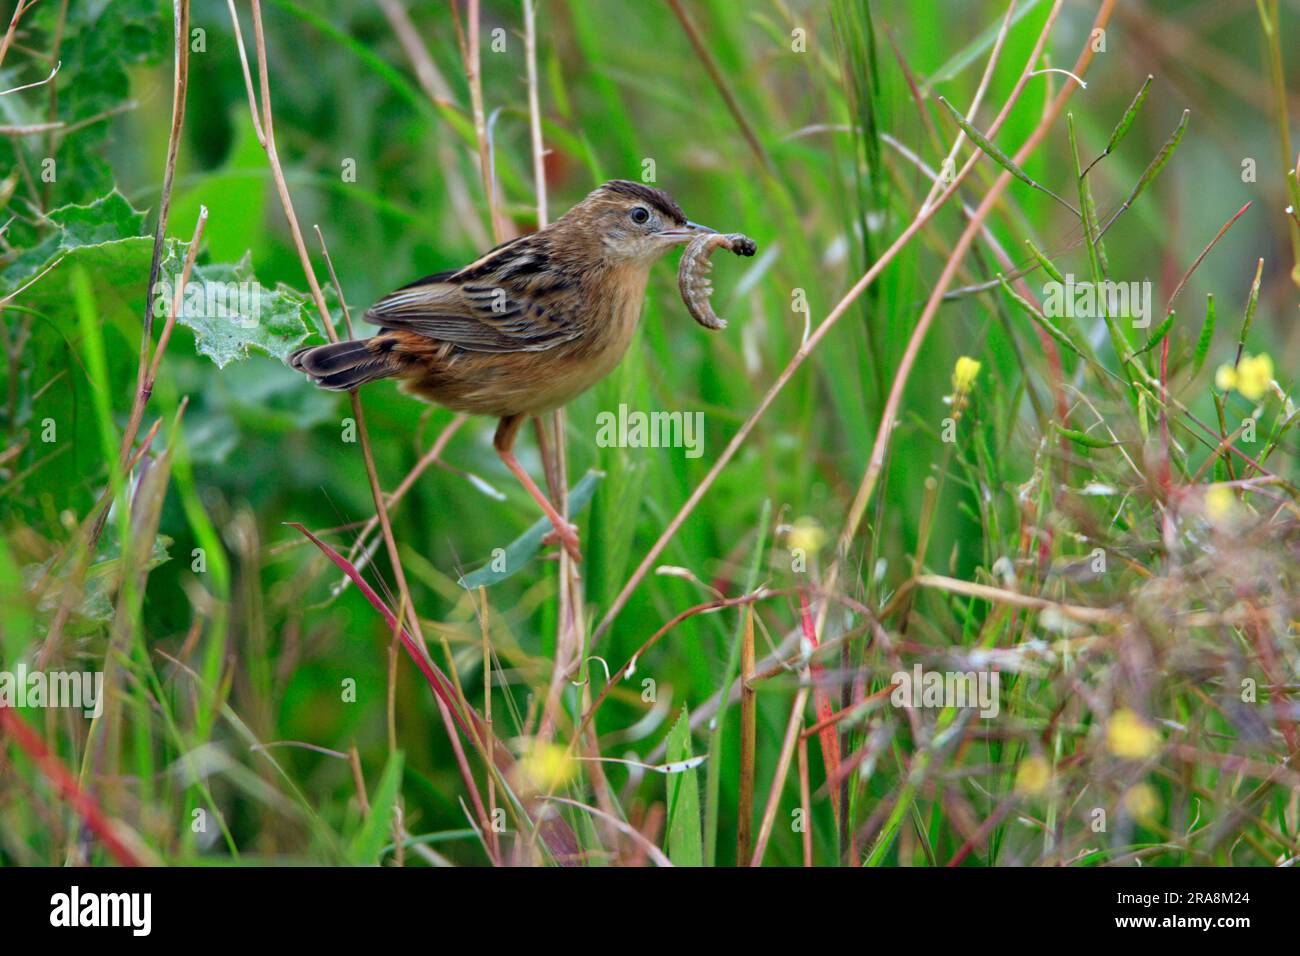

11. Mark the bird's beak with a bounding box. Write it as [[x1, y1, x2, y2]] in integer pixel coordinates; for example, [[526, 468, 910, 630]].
[[660, 220, 717, 245]]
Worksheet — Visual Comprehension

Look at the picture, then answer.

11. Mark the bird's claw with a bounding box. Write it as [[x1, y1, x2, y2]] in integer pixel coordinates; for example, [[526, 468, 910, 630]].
[[541, 521, 583, 563]]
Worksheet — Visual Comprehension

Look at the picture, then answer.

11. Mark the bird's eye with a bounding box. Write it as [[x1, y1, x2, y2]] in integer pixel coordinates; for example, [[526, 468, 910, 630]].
[[629, 206, 650, 224]]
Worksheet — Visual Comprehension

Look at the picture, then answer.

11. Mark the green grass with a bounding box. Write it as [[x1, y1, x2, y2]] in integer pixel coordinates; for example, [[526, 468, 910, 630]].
[[0, 0, 1297, 868]]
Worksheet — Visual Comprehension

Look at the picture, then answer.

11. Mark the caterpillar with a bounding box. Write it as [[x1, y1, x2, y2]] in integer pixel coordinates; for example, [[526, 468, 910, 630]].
[[677, 232, 757, 330]]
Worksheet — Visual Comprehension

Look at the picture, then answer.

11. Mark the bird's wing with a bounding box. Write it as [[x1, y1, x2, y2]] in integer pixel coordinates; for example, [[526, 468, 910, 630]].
[[364, 237, 586, 354]]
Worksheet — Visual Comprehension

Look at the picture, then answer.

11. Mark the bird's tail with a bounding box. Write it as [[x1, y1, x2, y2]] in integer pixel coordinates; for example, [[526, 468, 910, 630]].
[[289, 337, 400, 391]]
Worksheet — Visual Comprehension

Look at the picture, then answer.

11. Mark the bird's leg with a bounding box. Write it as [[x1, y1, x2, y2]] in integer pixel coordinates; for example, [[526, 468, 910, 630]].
[[494, 414, 582, 562]]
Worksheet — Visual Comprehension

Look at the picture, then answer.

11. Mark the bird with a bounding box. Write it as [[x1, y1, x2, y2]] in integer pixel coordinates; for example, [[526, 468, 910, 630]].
[[290, 179, 715, 564]]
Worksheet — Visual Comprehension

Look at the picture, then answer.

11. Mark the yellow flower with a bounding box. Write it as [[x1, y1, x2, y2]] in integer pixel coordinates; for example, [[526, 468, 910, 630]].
[[1123, 783, 1161, 824], [952, 356, 982, 394], [1203, 484, 1237, 524], [1014, 755, 1052, 796], [1238, 353, 1274, 399], [1216, 353, 1274, 401], [1106, 709, 1161, 760], [788, 516, 826, 554], [520, 742, 575, 791]]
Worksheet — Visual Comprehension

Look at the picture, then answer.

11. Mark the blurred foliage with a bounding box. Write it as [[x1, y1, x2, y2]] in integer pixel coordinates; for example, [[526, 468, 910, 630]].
[[1, 0, 1298, 867]]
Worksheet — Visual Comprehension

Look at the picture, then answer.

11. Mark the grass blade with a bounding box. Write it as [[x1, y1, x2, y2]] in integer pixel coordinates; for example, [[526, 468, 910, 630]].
[[664, 707, 703, 867], [349, 751, 405, 865]]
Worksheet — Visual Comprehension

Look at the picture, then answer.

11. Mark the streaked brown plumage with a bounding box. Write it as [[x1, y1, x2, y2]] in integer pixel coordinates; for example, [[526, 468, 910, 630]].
[[290, 180, 715, 562]]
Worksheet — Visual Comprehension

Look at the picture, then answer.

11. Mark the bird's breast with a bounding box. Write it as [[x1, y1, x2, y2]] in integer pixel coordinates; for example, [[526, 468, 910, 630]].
[[520, 277, 642, 413]]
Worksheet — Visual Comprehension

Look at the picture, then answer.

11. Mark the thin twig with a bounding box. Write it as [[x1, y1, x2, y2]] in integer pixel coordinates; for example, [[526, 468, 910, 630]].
[[0, 0, 29, 75], [463, 0, 507, 240], [749, 682, 810, 865], [142, 0, 190, 341]]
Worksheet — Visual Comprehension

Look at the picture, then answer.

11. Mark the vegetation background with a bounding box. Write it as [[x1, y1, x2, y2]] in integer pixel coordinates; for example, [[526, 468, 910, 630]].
[[1, 0, 1297, 867]]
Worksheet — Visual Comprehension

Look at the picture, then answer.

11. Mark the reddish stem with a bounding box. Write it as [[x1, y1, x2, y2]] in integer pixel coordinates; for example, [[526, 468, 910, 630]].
[[0, 707, 142, 866]]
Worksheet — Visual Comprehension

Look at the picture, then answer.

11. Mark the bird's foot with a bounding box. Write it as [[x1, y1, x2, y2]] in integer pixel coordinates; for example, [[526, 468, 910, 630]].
[[541, 520, 582, 563]]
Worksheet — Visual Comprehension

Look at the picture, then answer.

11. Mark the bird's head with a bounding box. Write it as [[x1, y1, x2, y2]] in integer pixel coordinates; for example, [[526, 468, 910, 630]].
[[561, 179, 714, 264]]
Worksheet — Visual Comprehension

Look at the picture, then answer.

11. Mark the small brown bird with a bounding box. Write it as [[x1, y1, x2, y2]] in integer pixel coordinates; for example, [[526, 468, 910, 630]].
[[290, 180, 715, 563]]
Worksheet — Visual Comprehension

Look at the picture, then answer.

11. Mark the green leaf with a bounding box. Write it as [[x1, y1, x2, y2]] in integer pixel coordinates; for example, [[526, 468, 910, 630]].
[[1024, 239, 1065, 287], [1082, 75, 1153, 176], [0, 189, 316, 518], [1054, 424, 1117, 449], [5, 192, 311, 368], [1102, 109, 1190, 234], [170, 252, 313, 368], [1192, 294, 1217, 378], [1234, 258, 1264, 365], [665, 707, 703, 867], [7, 0, 167, 204], [2, 190, 147, 289], [349, 751, 404, 865], [1134, 311, 1175, 358], [457, 470, 605, 589]]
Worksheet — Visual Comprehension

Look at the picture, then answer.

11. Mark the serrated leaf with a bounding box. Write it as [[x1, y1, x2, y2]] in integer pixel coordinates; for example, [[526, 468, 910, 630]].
[[6, 0, 167, 203], [2, 190, 147, 289], [169, 252, 312, 368], [5, 192, 311, 369]]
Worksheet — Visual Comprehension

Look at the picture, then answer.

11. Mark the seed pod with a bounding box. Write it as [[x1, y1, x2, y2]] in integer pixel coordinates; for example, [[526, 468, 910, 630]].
[[678, 232, 757, 330]]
